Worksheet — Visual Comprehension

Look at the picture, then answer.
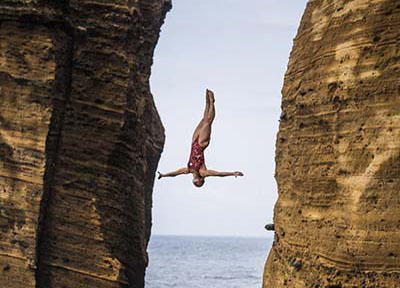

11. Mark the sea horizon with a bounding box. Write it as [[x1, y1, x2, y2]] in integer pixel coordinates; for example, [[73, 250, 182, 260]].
[[150, 234, 274, 239], [146, 235, 273, 288]]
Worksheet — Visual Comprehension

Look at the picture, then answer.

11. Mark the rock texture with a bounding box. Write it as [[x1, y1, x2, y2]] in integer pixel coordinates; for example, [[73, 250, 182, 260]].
[[0, 1, 170, 287], [264, 0, 400, 287]]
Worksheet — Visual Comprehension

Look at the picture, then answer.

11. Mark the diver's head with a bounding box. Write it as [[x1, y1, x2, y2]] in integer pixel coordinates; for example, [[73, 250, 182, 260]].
[[192, 173, 205, 188]]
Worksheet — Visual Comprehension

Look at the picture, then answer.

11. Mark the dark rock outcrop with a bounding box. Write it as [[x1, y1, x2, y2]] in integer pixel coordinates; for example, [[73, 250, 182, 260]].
[[264, 223, 275, 231], [264, 0, 400, 287], [0, 1, 170, 287]]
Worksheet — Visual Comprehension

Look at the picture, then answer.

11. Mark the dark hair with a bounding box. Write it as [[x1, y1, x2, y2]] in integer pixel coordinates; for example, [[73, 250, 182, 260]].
[[192, 177, 205, 187]]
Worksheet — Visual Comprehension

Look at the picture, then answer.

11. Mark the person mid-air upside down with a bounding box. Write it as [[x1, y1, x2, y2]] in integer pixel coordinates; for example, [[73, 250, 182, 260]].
[[158, 89, 244, 187]]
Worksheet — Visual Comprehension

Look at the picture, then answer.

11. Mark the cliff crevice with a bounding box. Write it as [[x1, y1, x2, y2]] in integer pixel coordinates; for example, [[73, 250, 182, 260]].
[[35, 12, 74, 287]]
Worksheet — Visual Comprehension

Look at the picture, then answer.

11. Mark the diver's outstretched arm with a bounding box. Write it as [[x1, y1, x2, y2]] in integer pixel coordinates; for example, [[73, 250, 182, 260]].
[[201, 170, 244, 178], [158, 167, 189, 179]]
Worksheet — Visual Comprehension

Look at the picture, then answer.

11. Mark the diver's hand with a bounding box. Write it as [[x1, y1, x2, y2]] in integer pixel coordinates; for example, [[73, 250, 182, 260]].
[[234, 171, 244, 177], [157, 171, 163, 179]]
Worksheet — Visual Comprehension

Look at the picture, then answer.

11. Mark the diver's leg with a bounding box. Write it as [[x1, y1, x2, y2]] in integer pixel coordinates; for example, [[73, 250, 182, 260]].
[[203, 91, 211, 119], [198, 91, 215, 147], [205, 90, 215, 123], [192, 90, 212, 142], [192, 120, 204, 143]]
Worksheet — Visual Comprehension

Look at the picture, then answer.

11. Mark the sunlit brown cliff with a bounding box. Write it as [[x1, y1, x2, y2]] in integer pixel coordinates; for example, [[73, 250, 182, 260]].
[[0, 1, 170, 287], [264, 0, 400, 287]]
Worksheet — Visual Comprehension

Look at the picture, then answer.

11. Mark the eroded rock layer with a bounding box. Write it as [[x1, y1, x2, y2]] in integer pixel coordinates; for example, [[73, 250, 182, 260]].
[[0, 1, 170, 287], [264, 0, 400, 287]]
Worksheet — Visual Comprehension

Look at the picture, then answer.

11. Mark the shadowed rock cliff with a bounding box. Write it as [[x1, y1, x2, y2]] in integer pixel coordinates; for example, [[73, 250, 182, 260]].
[[264, 0, 400, 287], [0, 1, 170, 287]]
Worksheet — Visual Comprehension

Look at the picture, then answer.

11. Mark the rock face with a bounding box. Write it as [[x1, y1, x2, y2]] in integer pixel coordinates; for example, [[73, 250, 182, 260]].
[[264, 0, 400, 287], [0, 1, 170, 287]]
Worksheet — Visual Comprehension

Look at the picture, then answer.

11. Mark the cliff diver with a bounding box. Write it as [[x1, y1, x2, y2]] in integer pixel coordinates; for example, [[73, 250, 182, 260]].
[[157, 89, 244, 187]]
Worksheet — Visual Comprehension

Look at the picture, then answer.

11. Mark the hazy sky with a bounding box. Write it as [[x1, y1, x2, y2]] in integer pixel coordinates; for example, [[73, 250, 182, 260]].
[[150, 0, 308, 237]]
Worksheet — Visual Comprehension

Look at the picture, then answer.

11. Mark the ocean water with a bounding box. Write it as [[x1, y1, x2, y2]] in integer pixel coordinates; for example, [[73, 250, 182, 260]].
[[145, 235, 273, 288]]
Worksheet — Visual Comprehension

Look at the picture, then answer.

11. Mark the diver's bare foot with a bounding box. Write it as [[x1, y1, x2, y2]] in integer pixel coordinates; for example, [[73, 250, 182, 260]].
[[206, 89, 215, 102]]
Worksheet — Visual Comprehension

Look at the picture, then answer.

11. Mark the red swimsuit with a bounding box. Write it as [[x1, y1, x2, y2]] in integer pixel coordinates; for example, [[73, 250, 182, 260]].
[[188, 136, 205, 172]]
